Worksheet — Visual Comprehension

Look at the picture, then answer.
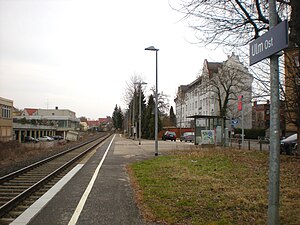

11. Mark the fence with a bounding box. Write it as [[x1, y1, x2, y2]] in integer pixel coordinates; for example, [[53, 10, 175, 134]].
[[229, 138, 270, 151]]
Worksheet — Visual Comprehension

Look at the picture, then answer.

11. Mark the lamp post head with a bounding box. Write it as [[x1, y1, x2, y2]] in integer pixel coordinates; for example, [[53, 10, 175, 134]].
[[133, 82, 148, 86], [145, 46, 159, 51]]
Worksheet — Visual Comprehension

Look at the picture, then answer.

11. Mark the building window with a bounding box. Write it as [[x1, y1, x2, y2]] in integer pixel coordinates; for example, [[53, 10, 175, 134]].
[[1, 105, 11, 118]]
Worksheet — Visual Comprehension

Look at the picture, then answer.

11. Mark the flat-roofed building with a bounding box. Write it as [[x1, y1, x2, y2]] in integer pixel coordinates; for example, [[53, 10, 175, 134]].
[[14, 107, 80, 140], [0, 97, 13, 142]]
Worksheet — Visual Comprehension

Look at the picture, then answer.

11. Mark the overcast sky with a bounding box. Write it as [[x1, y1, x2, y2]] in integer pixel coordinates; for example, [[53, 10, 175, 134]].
[[0, 0, 227, 120]]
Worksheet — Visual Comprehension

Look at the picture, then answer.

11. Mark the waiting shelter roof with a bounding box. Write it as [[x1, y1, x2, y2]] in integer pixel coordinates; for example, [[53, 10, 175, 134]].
[[187, 115, 227, 119]]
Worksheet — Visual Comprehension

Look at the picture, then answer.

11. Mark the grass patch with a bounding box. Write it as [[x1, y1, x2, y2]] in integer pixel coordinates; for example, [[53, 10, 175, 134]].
[[128, 149, 300, 225]]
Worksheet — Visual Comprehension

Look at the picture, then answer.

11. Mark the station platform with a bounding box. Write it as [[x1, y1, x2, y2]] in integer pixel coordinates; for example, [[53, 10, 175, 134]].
[[11, 134, 195, 225]]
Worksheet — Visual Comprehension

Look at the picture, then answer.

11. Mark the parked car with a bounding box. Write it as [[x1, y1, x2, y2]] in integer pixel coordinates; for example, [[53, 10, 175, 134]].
[[52, 135, 64, 140], [180, 132, 195, 142], [38, 136, 54, 142], [280, 133, 298, 155], [162, 131, 176, 141], [24, 136, 39, 143]]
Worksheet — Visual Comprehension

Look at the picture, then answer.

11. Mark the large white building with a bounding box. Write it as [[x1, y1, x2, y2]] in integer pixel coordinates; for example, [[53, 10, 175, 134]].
[[174, 53, 253, 130]]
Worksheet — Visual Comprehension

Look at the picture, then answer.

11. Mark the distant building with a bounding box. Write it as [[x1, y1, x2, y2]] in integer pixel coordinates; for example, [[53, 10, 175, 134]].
[[14, 107, 80, 139], [80, 122, 88, 131], [252, 100, 286, 137], [87, 120, 100, 131], [99, 117, 113, 131], [0, 97, 13, 142], [252, 101, 270, 130], [284, 47, 299, 135]]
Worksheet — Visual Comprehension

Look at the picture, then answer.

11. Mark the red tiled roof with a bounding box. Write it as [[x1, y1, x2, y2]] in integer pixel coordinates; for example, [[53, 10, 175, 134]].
[[99, 118, 107, 123], [98, 117, 112, 124], [87, 120, 100, 127], [24, 108, 38, 116]]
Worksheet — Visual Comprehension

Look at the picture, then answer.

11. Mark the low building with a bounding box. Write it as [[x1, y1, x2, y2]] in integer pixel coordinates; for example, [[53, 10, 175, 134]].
[[284, 47, 299, 135], [87, 120, 100, 131], [0, 97, 13, 142], [14, 107, 80, 140], [99, 117, 113, 131], [252, 101, 270, 130], [252, 100, 286, 137]]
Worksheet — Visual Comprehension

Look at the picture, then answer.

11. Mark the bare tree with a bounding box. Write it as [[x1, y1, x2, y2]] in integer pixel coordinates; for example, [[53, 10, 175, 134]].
[[172, 0, 290, 47], [123, 73, 145, 105], [172, 0, 300, 151], [150, 86, 170, 115], [209, 59, 253, 117]]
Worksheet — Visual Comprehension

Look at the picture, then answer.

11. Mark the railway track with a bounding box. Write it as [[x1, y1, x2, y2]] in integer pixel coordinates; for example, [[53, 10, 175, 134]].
[[0, 133, 111, 224]]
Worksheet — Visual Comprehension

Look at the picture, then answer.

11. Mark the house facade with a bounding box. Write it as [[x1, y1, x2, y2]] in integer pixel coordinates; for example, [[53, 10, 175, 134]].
[[174, 53, 253, 130], [0, 97, 13, 142], [284, 47, 300, 136]]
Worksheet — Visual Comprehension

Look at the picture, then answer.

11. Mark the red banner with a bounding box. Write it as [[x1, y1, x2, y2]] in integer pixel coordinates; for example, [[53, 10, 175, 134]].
[[238, 95, 243, 111]]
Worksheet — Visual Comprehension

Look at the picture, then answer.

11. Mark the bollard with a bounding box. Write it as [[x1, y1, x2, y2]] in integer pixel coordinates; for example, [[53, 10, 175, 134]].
[[259, 140, 262, 151], [248, 139, 250, 150]]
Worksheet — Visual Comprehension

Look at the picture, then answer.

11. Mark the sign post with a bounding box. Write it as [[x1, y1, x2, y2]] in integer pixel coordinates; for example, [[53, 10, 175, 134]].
[[249, 2, 288, 224], [238, 95, 244, 147], [249, 20, 288, 66], [267, 1, 282, 224]]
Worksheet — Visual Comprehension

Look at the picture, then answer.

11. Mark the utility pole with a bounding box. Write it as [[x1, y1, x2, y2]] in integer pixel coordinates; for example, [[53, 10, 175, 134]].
[[134, 82, 147, 145], [268, 0, 280, 224], [132, 86, 136, 140]]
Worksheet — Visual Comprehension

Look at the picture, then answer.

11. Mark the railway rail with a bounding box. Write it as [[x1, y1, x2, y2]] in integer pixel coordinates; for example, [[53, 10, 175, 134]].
[[0, 133, 111, 224]]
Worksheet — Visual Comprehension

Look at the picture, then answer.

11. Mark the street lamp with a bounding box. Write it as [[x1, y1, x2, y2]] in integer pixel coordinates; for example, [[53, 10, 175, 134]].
[[145, 46, 159, 156], [134, 82, 147, 145]]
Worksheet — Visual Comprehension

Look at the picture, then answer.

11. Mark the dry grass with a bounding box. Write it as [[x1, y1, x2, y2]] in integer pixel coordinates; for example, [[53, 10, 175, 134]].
[[128, 148, 300, 225], [0, 133, 98, 176]]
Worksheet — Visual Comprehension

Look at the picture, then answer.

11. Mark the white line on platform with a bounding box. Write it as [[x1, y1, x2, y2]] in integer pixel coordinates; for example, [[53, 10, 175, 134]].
[[68, 134, 115, 225], [11, 164, 84, 225]]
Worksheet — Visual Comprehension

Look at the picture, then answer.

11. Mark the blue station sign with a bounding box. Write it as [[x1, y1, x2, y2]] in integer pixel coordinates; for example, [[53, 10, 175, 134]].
[[249, 20, 288, 66]]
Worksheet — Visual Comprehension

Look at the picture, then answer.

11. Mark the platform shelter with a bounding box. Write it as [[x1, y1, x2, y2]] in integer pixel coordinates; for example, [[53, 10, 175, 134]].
[[187, 115, 228, 146]]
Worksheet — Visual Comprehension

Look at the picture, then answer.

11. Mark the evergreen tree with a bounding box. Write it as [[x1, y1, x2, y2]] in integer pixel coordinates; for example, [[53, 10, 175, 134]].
[[142, 94, 162, 139], [112, 104, 124, 130], [137, 87, 147, 138], [169, 106, 177, 127], [143, 95, 155, 139], [117, 106, 124, 130]]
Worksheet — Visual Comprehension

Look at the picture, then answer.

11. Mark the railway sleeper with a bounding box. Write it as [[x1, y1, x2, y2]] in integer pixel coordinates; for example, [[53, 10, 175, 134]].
[[9, 209, 24, 217], [5, 180, 38, 184], [20, 174, 48, 178], [0, 183, 30, 189], [0, 217, 14, 225], [0, 187, 27, 192], [0, 196, 15, 201], [0, 192, 22, 197]]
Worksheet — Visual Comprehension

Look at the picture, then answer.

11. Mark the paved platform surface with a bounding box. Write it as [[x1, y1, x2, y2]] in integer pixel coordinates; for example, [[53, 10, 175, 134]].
[[14, 134, 195, 225]]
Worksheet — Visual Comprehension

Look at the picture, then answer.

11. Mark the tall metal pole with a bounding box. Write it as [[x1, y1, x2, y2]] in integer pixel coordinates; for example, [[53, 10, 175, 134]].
[[242, 97, 244, 148], [154, 50, 158, 156], [268, 0, 280, 224], [137, 82, 147, 145], [132, 85, 136, 140], [139, 83, 142, 145], [145, 46, 159, 156]]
